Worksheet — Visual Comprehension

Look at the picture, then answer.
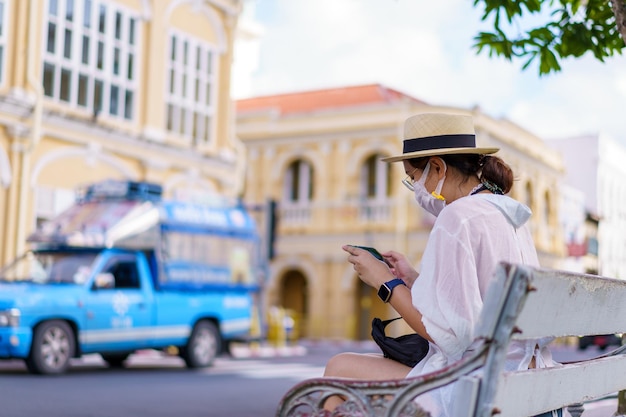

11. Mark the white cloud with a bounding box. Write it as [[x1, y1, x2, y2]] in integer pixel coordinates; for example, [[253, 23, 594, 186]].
[[506, 55, 626, 139], [237, 0, 625, 146]]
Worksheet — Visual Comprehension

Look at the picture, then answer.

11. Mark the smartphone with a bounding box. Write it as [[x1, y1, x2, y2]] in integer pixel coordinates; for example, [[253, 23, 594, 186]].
[[350, 245, 385, 262]]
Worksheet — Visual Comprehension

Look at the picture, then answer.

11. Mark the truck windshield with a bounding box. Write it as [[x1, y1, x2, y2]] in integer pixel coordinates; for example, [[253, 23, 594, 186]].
[[0, 251, 98, 284]]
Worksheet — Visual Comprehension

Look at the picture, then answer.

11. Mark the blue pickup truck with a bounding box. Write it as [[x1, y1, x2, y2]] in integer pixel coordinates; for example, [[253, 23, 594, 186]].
[[0, 180, 263, 374]]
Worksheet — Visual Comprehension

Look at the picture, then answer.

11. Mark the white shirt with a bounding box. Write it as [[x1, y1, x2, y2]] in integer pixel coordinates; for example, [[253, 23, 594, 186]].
[[406, 194, 555, 416]]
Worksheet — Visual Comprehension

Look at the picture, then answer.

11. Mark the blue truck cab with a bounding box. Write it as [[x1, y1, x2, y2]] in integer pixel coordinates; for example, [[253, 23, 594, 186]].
[[0, 180, 263, 374]]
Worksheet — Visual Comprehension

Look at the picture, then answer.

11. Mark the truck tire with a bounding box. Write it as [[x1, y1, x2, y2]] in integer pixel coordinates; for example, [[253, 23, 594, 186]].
[[101, 353, 130, 368], [181, 321, 220, 368], [26, 320, 75, 375]]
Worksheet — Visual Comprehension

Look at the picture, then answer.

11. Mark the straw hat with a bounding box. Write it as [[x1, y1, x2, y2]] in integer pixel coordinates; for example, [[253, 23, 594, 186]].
[[382, 113, 499, 163]]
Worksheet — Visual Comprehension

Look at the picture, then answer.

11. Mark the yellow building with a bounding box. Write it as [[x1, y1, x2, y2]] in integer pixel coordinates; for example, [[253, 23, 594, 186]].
[[236, 84, 566, 340], [0, 0, 245, 266]]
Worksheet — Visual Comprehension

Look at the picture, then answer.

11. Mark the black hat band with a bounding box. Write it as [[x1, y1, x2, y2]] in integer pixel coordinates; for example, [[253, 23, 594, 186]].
[[402, 134, 476, 154]]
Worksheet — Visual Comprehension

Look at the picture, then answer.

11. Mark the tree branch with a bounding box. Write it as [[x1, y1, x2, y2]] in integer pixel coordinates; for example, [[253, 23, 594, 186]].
[[611, 0, 626, 46]]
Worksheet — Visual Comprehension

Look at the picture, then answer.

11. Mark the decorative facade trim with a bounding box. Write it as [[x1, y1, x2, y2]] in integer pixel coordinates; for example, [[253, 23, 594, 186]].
[[30, 145, 135, 186], [165, 0, 227, 53]]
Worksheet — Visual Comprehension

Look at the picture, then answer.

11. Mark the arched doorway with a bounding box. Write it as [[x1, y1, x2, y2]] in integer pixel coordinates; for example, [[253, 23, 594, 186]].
[[355, 279, 388, 340], [279, 270, 308, 339]]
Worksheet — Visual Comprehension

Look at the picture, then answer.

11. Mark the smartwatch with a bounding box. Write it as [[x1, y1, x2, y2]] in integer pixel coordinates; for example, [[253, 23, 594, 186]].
[[377, 278, 405, 303]]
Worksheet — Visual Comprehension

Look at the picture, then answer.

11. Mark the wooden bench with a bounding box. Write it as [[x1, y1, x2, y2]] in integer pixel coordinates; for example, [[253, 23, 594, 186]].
[[276, 262, 626, 417]]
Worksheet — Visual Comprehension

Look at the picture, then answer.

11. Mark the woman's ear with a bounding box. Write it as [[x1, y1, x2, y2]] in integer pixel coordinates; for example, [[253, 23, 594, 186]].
[[429, 157, 447, 179]]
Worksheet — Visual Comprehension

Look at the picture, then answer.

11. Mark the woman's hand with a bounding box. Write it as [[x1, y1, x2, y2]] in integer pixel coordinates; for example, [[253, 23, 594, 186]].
[[380, 250, 419, 289], [342, 245, 394, 288], [343, 246, 431, 341]]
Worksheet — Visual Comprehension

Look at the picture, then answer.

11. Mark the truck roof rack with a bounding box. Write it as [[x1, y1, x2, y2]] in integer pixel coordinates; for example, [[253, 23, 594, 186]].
[[77, 180, 163, 203]]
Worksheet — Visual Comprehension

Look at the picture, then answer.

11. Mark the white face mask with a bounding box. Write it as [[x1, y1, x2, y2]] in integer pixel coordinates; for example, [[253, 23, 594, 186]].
[[413, 159, 447, 216]]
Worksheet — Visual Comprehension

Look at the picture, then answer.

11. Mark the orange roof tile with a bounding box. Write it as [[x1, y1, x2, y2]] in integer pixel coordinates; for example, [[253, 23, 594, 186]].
[[236, 84, 426, 115]]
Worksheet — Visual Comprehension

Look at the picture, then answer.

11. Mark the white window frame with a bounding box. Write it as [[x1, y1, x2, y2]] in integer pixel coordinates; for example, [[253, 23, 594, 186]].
[[42, 0, 139, 120], [166, 29, 218, 146], [360, 153, 389, 201], [0, 0, 8, 86]]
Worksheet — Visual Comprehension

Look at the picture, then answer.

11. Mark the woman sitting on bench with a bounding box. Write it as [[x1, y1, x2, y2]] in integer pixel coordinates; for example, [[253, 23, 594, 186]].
[[327, 113, 561, 417]]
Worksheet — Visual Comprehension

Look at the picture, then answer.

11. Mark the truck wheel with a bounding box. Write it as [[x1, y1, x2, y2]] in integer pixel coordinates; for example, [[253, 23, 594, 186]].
[[26, 320, 75, 375], [181, 321, 220, 368], [101, 353, 129, 368]]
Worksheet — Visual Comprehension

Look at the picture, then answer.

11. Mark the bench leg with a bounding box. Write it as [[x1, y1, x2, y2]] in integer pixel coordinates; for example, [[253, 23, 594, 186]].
[[617, 390, 626, 416]]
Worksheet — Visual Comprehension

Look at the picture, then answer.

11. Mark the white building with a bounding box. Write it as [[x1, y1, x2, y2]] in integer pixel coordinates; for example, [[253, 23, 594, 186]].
[[557, 183, 598, 274], [548, 134, 626, 279]]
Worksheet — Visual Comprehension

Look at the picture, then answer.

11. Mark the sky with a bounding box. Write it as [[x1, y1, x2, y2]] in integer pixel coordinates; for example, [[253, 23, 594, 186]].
[[233, 0, 626, 147]]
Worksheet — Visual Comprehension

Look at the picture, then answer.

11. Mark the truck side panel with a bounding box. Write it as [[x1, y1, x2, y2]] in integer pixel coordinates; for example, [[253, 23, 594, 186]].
[[151, 290, 253, 348]]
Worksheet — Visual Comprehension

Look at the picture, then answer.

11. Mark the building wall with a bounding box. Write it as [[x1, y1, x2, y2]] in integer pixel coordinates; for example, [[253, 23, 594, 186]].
[[0, 0, 244, 266], [548, 134, 626, 279], [597, 135, 626, 279], [237, 89, 566, 340]]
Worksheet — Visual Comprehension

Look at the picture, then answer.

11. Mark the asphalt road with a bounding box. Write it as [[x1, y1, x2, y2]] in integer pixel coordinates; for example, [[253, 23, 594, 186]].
[[0, 341, 620, 417], [0, 341, 368, 417]]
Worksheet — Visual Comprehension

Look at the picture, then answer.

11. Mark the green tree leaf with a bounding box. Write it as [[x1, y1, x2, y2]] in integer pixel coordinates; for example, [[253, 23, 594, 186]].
[[472, 0, 625, 75]]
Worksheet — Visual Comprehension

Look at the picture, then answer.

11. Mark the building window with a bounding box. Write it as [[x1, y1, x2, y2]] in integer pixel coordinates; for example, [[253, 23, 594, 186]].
[[524, 181, 533, 210], [360, 154, 391, 199], [543, 190, 551, 228], [357, 153, 392, 222], [284, 159, 313, 204], [166, 31, 217, 145], [43, 63, 56, 97], [42, 0, 138, 120], [35, 186, 75, 228], [0, 0, 8, 85], [587, 236, 599, 256]]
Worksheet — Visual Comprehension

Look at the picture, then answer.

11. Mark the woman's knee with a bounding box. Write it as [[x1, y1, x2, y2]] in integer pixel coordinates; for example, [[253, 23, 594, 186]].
[[324, 352, 359, 378]]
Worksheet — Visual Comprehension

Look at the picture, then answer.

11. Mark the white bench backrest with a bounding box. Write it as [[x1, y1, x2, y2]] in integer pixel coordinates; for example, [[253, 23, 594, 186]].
[[514, 266, 626, 339], [483, 264, 626, 417]]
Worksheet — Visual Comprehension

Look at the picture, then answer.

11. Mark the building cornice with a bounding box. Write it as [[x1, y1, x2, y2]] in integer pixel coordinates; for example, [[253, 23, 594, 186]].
[[41, 109, 236, 174], [207, 0, 242, 17], [238, 101, 564, 173]]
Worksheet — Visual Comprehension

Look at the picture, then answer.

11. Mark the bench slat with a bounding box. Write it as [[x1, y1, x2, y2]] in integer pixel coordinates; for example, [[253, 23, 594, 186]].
[[492, 355, 626, 417], [514, 267, 626, 339]]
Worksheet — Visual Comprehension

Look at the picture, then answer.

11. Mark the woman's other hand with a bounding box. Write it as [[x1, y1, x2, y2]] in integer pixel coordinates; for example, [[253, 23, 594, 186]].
[[381, 250, 419, 289]]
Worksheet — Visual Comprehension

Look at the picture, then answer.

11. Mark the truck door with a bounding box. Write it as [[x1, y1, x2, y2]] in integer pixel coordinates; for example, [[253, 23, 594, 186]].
[[81, 254, 152, 353]]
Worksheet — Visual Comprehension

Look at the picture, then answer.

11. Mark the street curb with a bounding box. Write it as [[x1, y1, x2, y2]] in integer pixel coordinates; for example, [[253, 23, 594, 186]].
[[229, 343, 307, 359]]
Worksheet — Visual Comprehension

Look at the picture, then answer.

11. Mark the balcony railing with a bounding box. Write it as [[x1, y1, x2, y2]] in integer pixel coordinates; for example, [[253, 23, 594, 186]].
[[280, 203, 312, 225], [357, 198, 393, 222], [278, 197, 397, 230]]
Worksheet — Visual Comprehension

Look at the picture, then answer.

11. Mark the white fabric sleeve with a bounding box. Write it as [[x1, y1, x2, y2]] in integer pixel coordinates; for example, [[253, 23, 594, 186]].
[[411, 224, 484, 361]]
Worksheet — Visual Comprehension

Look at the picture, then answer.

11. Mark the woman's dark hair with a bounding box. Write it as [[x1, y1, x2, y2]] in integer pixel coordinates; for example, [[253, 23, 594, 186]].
[[407, 154, 514, 194]]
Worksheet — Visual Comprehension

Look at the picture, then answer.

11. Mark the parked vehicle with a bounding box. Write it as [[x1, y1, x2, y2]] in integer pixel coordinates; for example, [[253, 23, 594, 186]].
[[0, 180, 263, 374], [578, 334, 622, 350]]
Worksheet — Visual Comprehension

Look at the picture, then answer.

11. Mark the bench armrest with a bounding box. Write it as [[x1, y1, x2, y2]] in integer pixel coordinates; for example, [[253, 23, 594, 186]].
[[276, 342, 490, 417]]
